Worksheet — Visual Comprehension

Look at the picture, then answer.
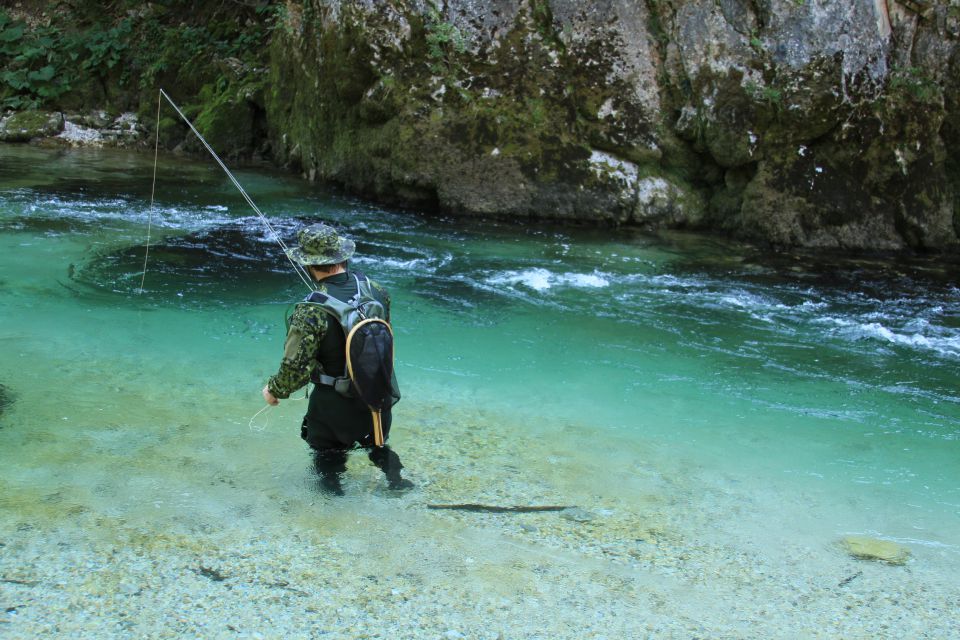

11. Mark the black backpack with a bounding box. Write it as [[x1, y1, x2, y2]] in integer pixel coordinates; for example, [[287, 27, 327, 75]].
[[301, 274, 400, 446]]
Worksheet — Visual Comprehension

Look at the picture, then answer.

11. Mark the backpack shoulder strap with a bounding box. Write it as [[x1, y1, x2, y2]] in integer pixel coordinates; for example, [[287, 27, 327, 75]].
[[302, 289, 356, 328], [347, 273, 389, 321]]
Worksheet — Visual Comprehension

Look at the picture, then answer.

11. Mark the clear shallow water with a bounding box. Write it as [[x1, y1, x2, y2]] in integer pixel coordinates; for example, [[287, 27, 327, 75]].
[[1, 145, 959, 636]]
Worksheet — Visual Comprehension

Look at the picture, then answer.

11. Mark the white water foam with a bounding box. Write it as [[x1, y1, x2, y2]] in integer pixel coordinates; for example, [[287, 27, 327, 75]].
[[821, 316, 960, 358], [637, 272, 960, 361], [485, 267, 610, 292], [353, 255, 439, 273], [14, 193, 241, 232]]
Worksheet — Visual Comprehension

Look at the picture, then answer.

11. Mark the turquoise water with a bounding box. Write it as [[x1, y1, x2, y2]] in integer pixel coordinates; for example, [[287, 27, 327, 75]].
[[1, 144, 959, 636]]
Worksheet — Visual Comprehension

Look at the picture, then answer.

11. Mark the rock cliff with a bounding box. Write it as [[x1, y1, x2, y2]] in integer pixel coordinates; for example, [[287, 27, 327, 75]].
[[2, 1, 958, 249], [265, 0, 960, 249]]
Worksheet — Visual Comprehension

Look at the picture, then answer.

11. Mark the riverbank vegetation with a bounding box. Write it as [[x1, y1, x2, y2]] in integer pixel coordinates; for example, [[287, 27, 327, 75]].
[[1, 1, 275, 157]]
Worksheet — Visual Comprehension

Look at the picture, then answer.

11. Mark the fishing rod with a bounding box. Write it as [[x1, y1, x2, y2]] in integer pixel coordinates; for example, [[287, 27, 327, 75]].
[[140, 88, 316, 293]]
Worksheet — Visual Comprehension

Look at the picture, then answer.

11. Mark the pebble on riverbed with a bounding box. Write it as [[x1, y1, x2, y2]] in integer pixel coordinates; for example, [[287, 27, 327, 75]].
[[840, 536, 910, 565], [560, 508, 597, 523]]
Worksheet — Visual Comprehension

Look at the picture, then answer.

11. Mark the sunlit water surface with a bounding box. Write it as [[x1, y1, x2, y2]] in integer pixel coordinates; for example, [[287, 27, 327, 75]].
[[1, 145, 958, 636]]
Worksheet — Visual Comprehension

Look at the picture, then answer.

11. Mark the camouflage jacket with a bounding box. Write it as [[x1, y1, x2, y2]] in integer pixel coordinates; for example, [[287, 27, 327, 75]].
[[266, 272, 391, 399]]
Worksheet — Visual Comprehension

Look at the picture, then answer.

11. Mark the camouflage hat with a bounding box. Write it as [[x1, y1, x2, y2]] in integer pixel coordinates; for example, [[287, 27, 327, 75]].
[[286, 223, 356, 266]]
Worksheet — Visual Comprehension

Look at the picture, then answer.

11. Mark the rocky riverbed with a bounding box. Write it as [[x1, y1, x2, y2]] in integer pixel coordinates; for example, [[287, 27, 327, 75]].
[[1, 398, 956, 639]]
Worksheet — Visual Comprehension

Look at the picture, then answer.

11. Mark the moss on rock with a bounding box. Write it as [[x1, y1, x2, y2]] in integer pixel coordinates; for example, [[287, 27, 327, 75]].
[[262, 0, 703, 226], [5, 0, 960, 246], [190, 84, 257, 160], [0, 110, 64, 142]]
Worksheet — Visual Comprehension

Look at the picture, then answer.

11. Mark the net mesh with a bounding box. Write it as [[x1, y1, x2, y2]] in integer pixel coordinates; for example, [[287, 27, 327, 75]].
[[347, 320, 394, 411]]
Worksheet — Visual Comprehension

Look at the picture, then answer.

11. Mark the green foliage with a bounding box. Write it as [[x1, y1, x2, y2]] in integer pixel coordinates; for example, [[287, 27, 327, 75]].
[[191, 81, 256, 157], [424, 4, 465, 75], [889, 66, 942, 105], [745, 80, 783, 109], [0, 11, 74, 109], [0, 3, 277, 111], [526, 98, 547, 126], [128, 6, 274, 93], [529, 0, 562, 49], [82, 18, 131, 73], [761, 86, 782, 104]]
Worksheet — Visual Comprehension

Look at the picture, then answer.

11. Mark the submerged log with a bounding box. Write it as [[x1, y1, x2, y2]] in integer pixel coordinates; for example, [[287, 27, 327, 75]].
[[427, 504, 573, 513]]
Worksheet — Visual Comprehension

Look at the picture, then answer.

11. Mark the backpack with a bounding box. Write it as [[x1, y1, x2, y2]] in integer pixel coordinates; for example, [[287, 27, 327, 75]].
[[298, 273, 400, 447]]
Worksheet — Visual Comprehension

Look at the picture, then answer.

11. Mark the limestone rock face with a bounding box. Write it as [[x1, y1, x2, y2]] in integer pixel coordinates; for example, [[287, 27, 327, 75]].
[[264, 0, 959, 249]]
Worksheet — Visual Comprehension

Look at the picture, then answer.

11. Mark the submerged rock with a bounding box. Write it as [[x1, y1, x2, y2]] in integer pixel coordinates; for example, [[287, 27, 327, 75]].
[[561, 507, 597, 523], [840, 535, 910, 565]]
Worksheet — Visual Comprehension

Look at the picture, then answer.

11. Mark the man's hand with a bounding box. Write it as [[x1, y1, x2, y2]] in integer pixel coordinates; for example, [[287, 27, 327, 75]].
[[262, 385, 280, 406]]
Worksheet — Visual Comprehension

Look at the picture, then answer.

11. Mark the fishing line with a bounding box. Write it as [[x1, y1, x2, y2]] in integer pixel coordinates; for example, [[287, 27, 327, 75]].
[[248, 404, 271, 432], [138, 91, 162, 294], [248, 388, 308, 432], [146, 89, 319, 432], [144, 88, 316, 292]]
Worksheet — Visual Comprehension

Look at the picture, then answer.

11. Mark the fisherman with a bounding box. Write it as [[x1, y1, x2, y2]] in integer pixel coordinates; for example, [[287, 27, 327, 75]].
[[262, 223, 413, 495]]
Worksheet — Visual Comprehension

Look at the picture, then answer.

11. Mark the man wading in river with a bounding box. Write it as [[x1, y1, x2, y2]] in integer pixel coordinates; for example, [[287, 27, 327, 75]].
[[262, 223, 413, 495]]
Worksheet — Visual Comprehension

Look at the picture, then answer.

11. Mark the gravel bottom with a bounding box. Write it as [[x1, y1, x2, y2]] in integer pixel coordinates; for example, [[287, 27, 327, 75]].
[[1, 401, 958, 639], [2, 510, 956, 639]]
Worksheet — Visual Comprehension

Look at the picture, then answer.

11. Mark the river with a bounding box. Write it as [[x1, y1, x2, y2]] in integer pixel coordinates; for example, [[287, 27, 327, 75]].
[[1, 144, 958, 638]]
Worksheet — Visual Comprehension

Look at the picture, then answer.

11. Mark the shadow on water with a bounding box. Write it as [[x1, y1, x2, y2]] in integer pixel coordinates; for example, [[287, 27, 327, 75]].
[[65, 216, 520, 318], [0, 383, 12, 426], [69, 222, 301, 305], [0, 144, 305, 207], [667, 237, 960, 297], [0, 211, 123, 236]]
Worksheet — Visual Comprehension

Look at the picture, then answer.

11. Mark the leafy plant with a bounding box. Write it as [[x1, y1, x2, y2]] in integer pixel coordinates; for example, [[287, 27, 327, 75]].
[[0, 11, 74, 109], [424, 5, 465, 75], [82, 18, 131, 73], [526, 98, 547, 126], [745, 80, 783, 109], [0, 3, 276, 111], [889, 66, 942, 105]]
